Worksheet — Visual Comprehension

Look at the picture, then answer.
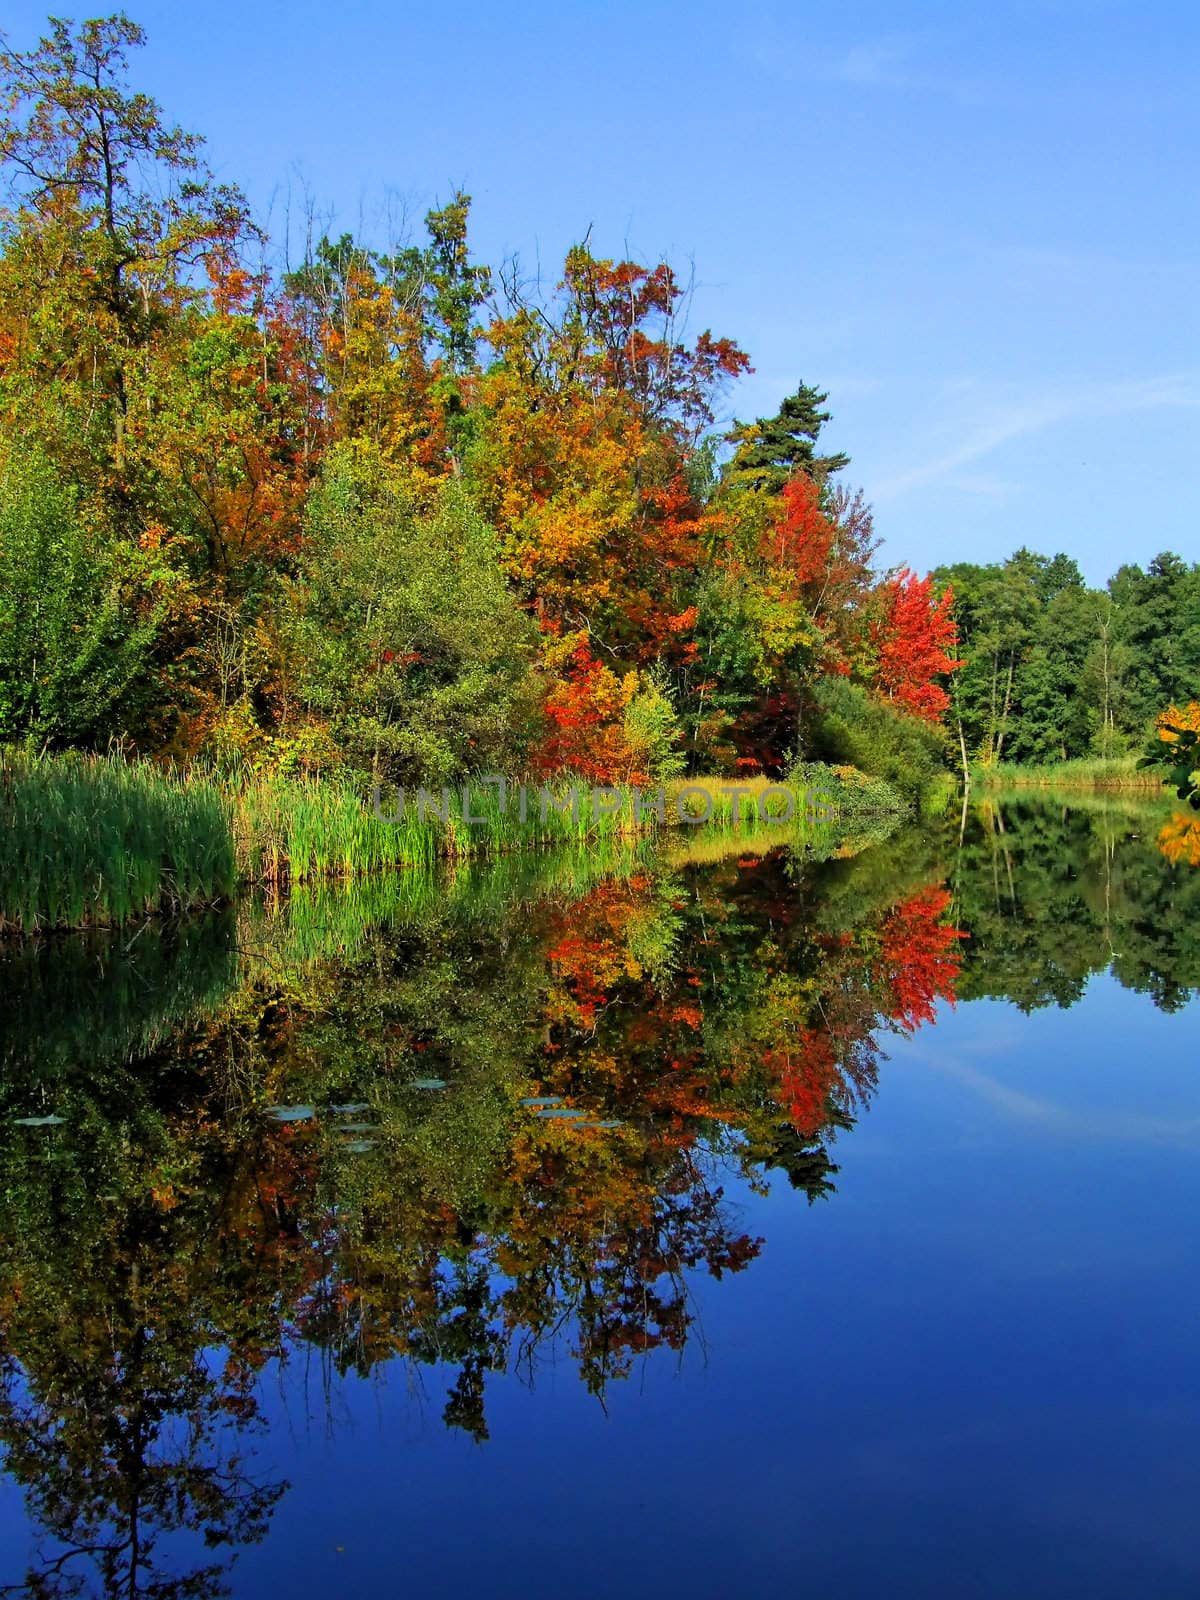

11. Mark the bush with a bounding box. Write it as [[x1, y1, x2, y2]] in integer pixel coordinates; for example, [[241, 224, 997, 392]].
[[804, 677, 950, 806], [278, 449, 539, 786]]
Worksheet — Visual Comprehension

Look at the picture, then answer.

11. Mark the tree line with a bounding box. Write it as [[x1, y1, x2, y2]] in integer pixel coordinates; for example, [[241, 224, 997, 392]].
[[936, 548, 1200, 765]]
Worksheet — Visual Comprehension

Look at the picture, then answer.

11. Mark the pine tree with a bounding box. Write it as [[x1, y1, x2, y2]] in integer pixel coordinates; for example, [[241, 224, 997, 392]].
[[723, 382, 849, 495]]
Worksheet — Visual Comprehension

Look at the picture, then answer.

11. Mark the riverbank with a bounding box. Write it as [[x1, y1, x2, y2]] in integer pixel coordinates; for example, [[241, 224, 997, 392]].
[[1, 753, 912, 934], [971, 756, 1164, 793]]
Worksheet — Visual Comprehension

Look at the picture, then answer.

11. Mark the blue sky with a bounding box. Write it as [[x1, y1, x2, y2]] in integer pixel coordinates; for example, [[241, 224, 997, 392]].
[[6, 0, 1196, 582]]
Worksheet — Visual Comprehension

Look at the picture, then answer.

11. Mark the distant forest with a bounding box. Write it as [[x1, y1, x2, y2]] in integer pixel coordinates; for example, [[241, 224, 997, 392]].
[[936, 549, 1199, 764]]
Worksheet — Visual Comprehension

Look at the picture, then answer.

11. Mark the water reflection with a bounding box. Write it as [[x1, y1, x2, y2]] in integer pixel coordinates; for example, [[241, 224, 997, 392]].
[[0, 795, 1194, 1595], [957, 793, 1200, 1010]]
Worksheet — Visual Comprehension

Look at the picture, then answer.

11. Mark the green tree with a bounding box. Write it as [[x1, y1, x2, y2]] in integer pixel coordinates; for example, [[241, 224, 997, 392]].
[[0, 448, 164, 746], [423, 190, 492, 373], [722, 382, 849, 496], [1108, 553, 1200, 736], [278, 449, 537, 784]]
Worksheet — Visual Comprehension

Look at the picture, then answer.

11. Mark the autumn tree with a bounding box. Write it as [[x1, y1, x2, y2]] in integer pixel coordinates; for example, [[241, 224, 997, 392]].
[[872, 568, 961, 723], [0, 13, 252, 482]]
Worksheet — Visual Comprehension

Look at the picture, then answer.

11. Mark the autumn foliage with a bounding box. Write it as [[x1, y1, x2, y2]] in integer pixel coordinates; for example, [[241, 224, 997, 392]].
[[877, 885, 965, 1030], [0, 14, 962, 783], [872, 570, 963, 723]]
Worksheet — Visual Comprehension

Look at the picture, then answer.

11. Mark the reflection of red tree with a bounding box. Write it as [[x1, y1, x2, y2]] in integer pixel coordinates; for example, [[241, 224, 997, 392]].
[[765, 1029, 840, 1137], [878, 885, 963, 1031], [544, 931, 613, 1027]]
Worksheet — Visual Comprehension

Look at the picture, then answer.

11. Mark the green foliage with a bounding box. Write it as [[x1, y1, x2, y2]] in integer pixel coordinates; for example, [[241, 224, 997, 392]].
[[280, 449, 538, 785], [937, 547, 1200, 765], [1109, 554, 1200, 732], [722, 382, 849, 495], [0, 450, 164, 746], [0, 750, 235, 931], [788, 759, 907, 818], [423, 191, 493, 372], [803, 676, 949, 805], [623, 668, 687, 782]]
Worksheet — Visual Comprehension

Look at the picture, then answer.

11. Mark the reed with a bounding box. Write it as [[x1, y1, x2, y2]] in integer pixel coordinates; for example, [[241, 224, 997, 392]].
[[973, 756, 1162, 792], [0, 750, 235, 934], [231, 774, 644, 885], [2, 751, 891, 934]]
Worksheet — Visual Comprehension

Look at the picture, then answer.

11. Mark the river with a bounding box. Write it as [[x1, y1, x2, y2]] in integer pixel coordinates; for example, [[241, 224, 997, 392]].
[[0, 793, 1197, 1598]]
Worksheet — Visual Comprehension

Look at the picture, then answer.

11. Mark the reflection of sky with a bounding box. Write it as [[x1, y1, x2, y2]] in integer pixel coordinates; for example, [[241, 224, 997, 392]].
[[1, 972, 1196, 1596], [90, 974, 1196, 1600]]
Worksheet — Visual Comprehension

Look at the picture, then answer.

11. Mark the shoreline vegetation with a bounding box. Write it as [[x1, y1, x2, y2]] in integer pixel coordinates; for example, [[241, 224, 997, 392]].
[[0, 18, 1194, 938], [971, 756, 1167, 793], [0, 751, 914, 935], [1, 744, 1183, 936]]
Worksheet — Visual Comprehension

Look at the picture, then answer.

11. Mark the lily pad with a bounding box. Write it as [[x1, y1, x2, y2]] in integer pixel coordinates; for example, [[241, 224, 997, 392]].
[[535, 1107, 586, 1119], [334, 1121, 377, 1133], [411, 1078, 447, 1090], [341, 1139, 376, 1153], [520, 1096, 563, 1107], [329, 1102, 370, 1114], [580, 1120, 624, 1130], [12, 1115, 65, 1127], [265, 1105, 316, 1122]]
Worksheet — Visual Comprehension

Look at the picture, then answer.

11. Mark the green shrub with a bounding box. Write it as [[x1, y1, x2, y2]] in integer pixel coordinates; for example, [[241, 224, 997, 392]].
[[278, 449, 539, 787], [804, 678, 950, 805]]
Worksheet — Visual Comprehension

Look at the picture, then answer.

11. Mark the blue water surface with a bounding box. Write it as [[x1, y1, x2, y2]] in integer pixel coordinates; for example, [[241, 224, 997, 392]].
[[210, 976, 1200, 1600]]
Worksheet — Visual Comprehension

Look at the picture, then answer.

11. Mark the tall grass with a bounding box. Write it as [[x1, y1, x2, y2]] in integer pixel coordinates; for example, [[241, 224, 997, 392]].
[[973, 755, 1162, 792], [231, 774, 643, 884], [2, 752, 897, 934], [0, 751, 235, 934]]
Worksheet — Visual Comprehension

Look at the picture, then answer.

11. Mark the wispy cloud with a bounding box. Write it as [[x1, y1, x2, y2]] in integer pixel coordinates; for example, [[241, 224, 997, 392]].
[[920, 1051, 1200, 1148], [830, 34, 992, 106], [738, 20, 991, 106], [838, 40, 921, 88], [872, 372, 1200, 501]]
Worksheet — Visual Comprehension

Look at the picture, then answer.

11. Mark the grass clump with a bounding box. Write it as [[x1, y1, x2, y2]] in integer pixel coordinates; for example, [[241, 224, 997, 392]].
[[0, 751, 235, 934], [231, 774, 642, 885]]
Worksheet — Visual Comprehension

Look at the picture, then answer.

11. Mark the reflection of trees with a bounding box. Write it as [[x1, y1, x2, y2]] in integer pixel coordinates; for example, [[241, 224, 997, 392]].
[[4, 794, 1192, 1588], [0, 1193, 287, 1599], [954, 797, 1200, 1011], [0, 838, 964, 1584], [0, 1327, 281, 1599]]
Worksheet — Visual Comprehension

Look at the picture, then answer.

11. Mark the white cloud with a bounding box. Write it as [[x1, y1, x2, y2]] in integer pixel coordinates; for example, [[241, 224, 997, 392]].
[[921, 1051, 1200, 1148], [871, 372, 1200, 502]]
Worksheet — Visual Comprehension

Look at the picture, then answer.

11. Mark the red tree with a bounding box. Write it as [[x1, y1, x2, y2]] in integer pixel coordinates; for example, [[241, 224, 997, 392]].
[[872, 570, 962, 722]]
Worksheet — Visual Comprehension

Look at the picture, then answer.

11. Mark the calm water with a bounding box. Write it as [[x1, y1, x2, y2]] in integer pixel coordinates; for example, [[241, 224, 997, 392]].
[[1, 795, 1198, 1598]]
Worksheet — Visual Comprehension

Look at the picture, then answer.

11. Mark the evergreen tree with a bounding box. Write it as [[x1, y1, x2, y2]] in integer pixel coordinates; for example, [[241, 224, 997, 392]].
[[723, 382, 849, 495]]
